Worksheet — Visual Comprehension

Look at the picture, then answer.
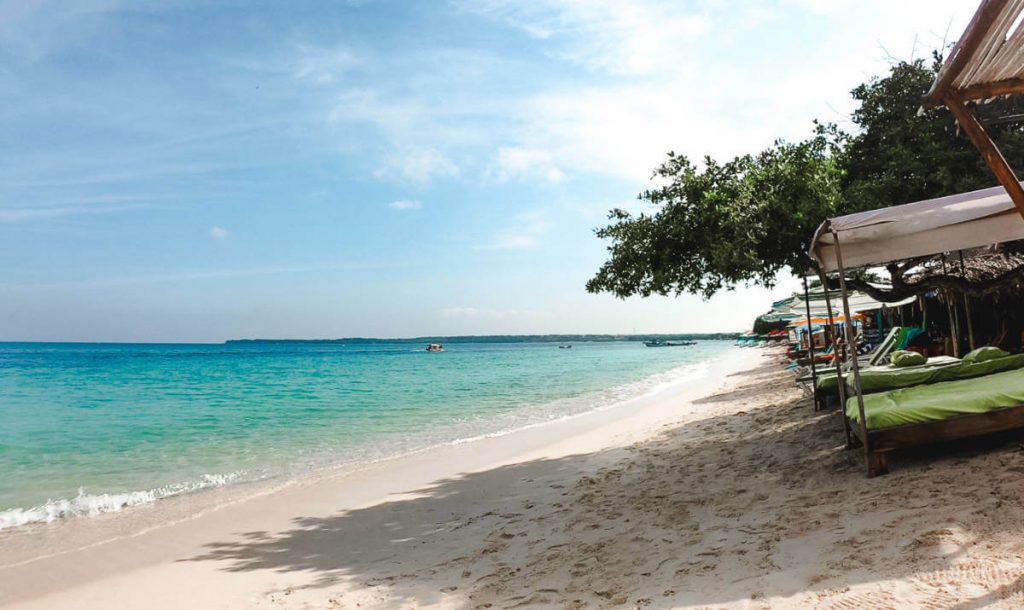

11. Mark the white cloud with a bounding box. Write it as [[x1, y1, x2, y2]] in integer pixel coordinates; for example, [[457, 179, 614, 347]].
[[489, 234, 540, 249], [374, 147, 460, 183], [0, 203, 148, 222], [448, 0, 976, 183], [6, 259, 394, 290], [325, 87, 476, 184], [485, 210, 551, 250], [389, 199, 422, 210], [458, 0, 710, 76], [292, 44, 360, 84], [209, 226, 228, 238], [783, 0, 856, 15], [489, 147, 565, 183]]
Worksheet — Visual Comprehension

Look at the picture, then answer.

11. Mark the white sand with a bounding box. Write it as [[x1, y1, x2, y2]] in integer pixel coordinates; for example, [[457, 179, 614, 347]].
[[3, 347, 1024, 609]]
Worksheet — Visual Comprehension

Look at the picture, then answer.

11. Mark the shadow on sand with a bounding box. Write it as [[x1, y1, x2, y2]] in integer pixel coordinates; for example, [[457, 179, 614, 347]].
[[184, 359, 1024, 608]]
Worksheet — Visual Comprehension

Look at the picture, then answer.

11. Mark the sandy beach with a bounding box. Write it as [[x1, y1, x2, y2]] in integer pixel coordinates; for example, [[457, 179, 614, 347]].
[[3, 347, 1024, 609]]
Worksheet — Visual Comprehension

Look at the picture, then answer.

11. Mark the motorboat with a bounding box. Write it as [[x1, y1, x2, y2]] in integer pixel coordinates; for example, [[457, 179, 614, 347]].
[[426, 343, 444, 352], [644, 340, 697, 347]]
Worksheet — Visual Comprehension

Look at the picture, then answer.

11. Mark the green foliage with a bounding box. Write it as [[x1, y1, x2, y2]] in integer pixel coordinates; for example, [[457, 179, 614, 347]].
[[588, 55, 1024, 300], [752, 317, 787, 336], [838, 56, 1024, 212], [586, 137, 841, 299]]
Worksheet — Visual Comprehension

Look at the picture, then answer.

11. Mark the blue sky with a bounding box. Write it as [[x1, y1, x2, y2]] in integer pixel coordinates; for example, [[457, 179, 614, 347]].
[[1, 0, 972, 342]]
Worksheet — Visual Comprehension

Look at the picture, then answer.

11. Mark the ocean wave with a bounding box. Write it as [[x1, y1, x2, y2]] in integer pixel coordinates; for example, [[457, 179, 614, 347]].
[[0, 349, 723, 532], [0, 472, 243, 531]]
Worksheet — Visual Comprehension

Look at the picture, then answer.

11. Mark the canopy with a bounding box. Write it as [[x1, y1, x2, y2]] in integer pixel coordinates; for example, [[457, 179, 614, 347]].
[[793, 293, 916, 316], [787, 314, 863, 331], [924, 0, 1024, 106], [762, 291, 917, 322], [922, 0, 1024, 219], [809, 185, 1024, 272]]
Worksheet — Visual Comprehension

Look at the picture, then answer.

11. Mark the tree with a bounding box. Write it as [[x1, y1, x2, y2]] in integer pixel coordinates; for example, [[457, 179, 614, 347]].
[[752, 316, 787, 336], [588, 56, 1024, 302], [586, 135, 841, 299]]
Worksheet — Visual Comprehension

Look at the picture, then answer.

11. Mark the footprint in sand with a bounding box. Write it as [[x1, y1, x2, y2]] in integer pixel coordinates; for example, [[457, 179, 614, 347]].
[[815, 587, 896, 610]]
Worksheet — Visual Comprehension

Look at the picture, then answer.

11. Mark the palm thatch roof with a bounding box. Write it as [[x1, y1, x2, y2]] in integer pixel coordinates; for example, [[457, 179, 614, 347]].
[[906, 247, 1024, 294]]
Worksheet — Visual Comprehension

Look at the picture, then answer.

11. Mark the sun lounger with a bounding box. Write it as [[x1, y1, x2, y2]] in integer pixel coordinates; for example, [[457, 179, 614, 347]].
[[796, 326, 910, 385], [845, 363, 1024, 476], [815, 355, 962, 392]]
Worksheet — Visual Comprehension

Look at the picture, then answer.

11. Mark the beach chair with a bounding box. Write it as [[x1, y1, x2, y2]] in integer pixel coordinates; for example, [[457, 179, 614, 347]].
[[845, 354, 1024, 476], [796, 327, 912, 408]]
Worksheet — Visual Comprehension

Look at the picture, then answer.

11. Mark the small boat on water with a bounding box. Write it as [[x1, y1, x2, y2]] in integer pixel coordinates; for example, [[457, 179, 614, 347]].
[[644, 340, 697, 348], [426, 343, 444, 352], [558, 344, 572, 349]]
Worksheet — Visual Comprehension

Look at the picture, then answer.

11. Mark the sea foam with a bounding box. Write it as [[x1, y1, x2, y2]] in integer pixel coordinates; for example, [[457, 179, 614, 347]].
[[0, 472, 242, 530]]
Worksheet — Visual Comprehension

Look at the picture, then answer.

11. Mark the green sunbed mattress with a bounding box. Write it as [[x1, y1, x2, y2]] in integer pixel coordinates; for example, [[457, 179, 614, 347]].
[[846, 364, 1024, 430], [813, 356, 962, 392]]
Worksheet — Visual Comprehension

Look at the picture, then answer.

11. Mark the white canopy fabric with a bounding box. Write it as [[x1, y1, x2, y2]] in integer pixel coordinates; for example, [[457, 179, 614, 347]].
[[794, 293, 917, 316], [761, 292, 917, 322], [810, 185, 1024, 272]]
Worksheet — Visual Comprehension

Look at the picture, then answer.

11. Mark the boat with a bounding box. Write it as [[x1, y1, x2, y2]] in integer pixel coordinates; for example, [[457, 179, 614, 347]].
[[426, 343, 444, 352], [644, 340, 697, 347], [558, 344, 572, 349]]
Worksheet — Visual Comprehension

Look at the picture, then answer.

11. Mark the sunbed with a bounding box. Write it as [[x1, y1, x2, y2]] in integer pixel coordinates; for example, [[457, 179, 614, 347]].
[[817, 355, 963, 393], [797, 327, 908, 382], [845, 360, 1024, 476], [796, 327, 920, 408]]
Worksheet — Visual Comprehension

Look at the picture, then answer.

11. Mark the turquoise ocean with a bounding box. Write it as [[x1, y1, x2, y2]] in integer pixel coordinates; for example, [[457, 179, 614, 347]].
[[0, 340, 730, 530]]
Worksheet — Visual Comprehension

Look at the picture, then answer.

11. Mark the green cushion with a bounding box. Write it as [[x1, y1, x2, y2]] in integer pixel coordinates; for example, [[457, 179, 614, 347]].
[[891, 350, 927, 367], [848, 367, 1024, 429], [854, 356, 963, 392], [847, 359, 1024, 429], [963, 346, 1010, 364]]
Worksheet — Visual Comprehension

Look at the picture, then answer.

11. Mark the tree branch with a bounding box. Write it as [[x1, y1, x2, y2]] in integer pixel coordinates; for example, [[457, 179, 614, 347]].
[[843, 264, 1024, 301]]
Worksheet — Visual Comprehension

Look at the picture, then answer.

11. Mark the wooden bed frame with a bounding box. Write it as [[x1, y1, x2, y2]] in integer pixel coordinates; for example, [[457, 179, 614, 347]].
[[846, 405, 1024, 477]]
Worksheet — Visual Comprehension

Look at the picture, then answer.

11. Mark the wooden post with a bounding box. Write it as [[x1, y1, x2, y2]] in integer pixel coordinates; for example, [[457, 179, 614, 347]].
[[960, 251, 977, 351], [947, 96, 1024, 221], [803, 275, 819, 411], [942, 257, 960, 357], [946, 294, 960, 357], [819, 267, 852, 448], [833, 230, 873, 474]]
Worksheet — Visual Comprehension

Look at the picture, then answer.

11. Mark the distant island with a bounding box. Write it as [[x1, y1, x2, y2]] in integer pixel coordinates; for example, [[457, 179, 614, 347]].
[[226, 333, 739, 345]]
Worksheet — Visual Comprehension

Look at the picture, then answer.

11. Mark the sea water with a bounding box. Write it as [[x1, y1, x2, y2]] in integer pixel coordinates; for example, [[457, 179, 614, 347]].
[[0, 340, 730, 530]]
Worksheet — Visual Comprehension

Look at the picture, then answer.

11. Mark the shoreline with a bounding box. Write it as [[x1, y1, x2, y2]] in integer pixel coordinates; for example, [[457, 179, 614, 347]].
[[0, 343, 726, 533], [6, 346, 1024, 608], [0, 347, 761, 608]]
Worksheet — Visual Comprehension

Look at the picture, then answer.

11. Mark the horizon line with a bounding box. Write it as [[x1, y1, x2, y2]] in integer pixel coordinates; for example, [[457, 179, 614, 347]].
[[0, 332, 745, 346]]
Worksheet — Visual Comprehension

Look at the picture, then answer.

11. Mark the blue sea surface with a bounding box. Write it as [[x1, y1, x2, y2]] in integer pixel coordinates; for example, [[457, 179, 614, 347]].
[[0, 340, 730, 529]]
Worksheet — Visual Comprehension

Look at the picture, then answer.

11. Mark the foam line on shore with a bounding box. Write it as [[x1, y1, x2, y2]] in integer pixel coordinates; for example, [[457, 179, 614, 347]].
[[0, 357, 715, 532]]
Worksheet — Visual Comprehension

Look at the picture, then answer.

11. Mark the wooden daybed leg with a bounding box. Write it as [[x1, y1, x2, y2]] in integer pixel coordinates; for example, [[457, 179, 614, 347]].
[[843, 414, 854, 449], [865, 450, 888, 478]]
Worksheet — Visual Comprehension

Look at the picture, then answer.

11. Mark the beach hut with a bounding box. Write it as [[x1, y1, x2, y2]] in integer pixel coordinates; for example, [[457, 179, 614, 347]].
[[809, 185, 1024, 476]]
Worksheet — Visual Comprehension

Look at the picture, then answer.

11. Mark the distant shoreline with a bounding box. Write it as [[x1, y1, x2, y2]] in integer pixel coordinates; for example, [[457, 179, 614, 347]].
[[0, 334, 742, 346], [226, 333, 739, 344]]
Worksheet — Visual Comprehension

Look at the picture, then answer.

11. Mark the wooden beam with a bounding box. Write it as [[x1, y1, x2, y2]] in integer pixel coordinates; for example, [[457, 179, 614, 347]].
[[956, 77, 1024, 102], [924, 0, 1012, 107], [946, 96, 1024, 221]]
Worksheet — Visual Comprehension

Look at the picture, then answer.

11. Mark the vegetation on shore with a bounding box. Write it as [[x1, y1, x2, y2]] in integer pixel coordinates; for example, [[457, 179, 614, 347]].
[[227, 334, 738, 345]]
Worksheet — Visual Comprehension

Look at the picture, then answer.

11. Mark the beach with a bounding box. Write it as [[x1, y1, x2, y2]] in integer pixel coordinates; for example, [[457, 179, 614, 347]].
[[3, 346, 1024, 608]]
